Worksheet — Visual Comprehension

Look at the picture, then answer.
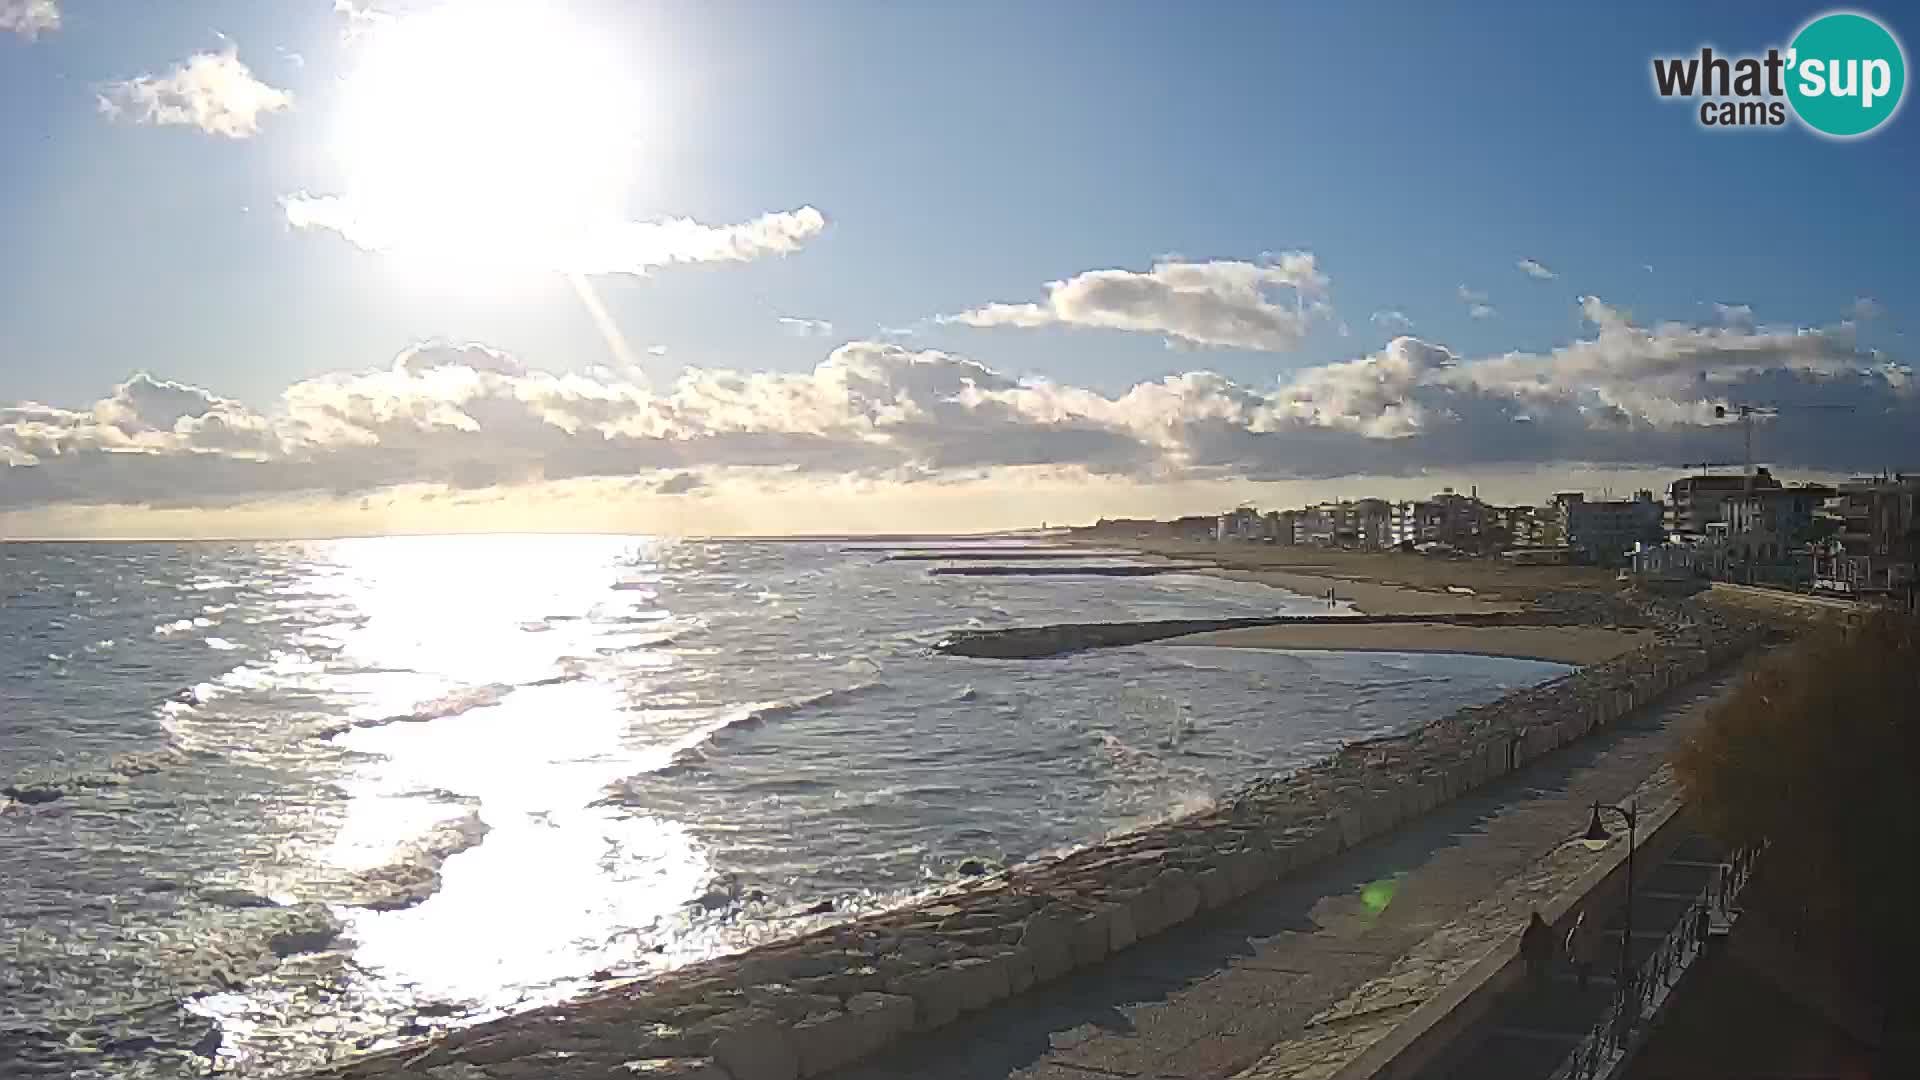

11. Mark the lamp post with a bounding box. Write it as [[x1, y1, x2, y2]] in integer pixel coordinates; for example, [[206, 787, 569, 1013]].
[[1582, 802, 1639, 991]]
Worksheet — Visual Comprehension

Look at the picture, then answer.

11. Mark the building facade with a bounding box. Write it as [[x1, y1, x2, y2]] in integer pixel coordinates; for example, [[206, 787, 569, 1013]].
[[1820, 475, 1920, 599], [1667, 469, 1780, 540], [1720, 485, 1833, 565], [1215, 506, 1265, 541], [1555, 490, 1664, 565]]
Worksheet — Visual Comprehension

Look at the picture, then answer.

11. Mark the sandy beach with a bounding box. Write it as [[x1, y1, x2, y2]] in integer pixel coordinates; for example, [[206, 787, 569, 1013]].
[[1161, 621, 1645, 665], [1080, 537, 1645, 662], [1198, 566, 1512, 615], [1100, 538, 1617, 612]]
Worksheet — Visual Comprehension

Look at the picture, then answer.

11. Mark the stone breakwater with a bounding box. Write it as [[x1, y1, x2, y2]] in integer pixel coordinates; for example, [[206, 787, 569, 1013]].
[[934, 611, 1594, 659], [302, 604, 1770, 1080]]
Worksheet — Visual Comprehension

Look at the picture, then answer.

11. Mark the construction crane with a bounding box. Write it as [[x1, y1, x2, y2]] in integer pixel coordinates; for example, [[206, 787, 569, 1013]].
[[1713, 403, 1856, 485]]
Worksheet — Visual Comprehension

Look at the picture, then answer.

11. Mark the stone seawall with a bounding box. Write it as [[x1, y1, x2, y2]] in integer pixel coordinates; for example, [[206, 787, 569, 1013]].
[[935, 610, 1593, 659], [305, 606, 1770, 1080]]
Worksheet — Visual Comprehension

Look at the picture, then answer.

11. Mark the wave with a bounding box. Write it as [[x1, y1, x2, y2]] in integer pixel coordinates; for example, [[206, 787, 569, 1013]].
[[603, 680, 889, 792], [606, 611, 675, 624], [731, 682, 885, 728], [2, 745, 193, 806], [334, 809, 491, 911], [335, 683, 516, 735], [1350, 673, 1456, 692], [593, 629, 682, 654], [0, 899, 343, 1074]]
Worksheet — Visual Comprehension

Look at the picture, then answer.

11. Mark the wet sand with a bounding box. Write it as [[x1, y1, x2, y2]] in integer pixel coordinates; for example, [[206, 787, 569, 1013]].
[[1163, 621, 1644, 665]]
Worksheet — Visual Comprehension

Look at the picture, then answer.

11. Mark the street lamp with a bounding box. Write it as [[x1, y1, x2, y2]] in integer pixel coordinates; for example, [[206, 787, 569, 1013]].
[[1582, 802, 1639, 989]]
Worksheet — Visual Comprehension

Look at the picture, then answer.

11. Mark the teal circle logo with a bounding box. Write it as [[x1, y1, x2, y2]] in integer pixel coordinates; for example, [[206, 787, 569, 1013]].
[[1787, 11, 1906, 137]]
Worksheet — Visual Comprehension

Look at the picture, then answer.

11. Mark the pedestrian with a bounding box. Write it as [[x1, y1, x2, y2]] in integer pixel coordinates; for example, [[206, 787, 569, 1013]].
[[1566, 911, 1595, 989], [1694, 903, 1711, 948], [1522, 911, 1552, 988]]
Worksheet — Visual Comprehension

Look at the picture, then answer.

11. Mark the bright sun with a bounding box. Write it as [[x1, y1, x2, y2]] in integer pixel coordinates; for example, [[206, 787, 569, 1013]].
[[332, 3, 642, 279]]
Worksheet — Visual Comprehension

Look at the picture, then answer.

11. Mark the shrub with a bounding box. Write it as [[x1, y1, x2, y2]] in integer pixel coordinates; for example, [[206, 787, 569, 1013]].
[[1674, 612, 1920, 1028]]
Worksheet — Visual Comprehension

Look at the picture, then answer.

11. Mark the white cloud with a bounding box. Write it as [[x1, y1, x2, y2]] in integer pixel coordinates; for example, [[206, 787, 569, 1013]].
[[6, 306, 1912, 514], [939, 255, 1329, 351], [98, 48, 293, 138], [1713, 303, 1754, 327], [1852, 297, 1885, 320], [1, 0, 57, 38], [1370, 310, 1415, 333], [777, 316, 835, 338], [330, 0, 404, 37], [284, 198, 827, 278], [1517, 258, 1556, 280], [646, 345, 669, 357], [654, 471, 705, 495], [1456, 285, 1495, 319]]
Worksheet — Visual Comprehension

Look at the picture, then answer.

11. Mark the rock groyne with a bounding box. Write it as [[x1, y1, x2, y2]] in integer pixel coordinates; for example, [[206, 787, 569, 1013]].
[[934, 610, 1594, 659]]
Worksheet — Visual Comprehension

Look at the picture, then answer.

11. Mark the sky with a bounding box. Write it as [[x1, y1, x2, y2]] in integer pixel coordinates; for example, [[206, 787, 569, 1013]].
[[1, 0, 1917, 538]]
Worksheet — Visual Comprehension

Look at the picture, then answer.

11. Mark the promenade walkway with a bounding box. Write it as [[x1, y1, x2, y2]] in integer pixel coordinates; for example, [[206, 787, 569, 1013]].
[[826, 664, 1758, 1080], [1416, 831, 1747, 1080]]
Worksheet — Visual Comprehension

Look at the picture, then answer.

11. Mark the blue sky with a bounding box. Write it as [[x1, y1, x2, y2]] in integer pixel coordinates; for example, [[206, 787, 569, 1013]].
[[2, 1, 1917, 535]]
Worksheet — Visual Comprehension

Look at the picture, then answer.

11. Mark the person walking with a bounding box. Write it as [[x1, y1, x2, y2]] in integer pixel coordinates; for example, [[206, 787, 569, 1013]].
[[1522, 911, 1552, 988], [1567, 911, 1595, 989]]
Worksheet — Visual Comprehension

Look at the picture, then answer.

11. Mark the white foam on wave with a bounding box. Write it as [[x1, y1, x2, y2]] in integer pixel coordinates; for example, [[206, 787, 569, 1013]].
[[346, 683, 517, 732], [604, 680, 890, 783]]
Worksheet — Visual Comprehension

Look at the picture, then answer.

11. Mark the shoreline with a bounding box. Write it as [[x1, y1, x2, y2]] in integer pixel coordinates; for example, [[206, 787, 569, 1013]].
[[297, 598, 1770, 1080], [1195, 565, 1512, 616], [1089, 536, 1617, 613], [1159, 622, 1645, 666]]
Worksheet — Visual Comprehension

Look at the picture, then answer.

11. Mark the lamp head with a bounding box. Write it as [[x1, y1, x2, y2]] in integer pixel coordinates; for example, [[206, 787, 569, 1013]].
[[1581, 805, 1612, 849]]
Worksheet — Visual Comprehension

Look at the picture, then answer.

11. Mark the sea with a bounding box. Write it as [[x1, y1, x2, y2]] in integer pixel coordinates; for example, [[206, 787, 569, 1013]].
[[0, 536, 1569, 1077]]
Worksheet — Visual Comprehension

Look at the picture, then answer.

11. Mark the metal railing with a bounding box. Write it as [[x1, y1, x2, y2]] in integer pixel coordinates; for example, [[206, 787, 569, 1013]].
[[1547, 844, 1759, 1080]]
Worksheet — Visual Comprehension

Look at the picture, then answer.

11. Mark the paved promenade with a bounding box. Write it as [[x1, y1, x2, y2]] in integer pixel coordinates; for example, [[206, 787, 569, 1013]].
[[1416, 831, 1731, 1080], [826, 664, 1756, 1080]]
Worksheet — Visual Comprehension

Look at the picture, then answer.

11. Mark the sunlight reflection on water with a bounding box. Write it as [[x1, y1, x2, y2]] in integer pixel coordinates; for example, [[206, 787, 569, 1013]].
[[1, 535, 1571, 1078]]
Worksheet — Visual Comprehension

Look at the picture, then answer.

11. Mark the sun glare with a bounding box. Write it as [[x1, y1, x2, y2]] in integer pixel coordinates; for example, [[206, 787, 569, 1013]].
[[334, 3, 642, 280]]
